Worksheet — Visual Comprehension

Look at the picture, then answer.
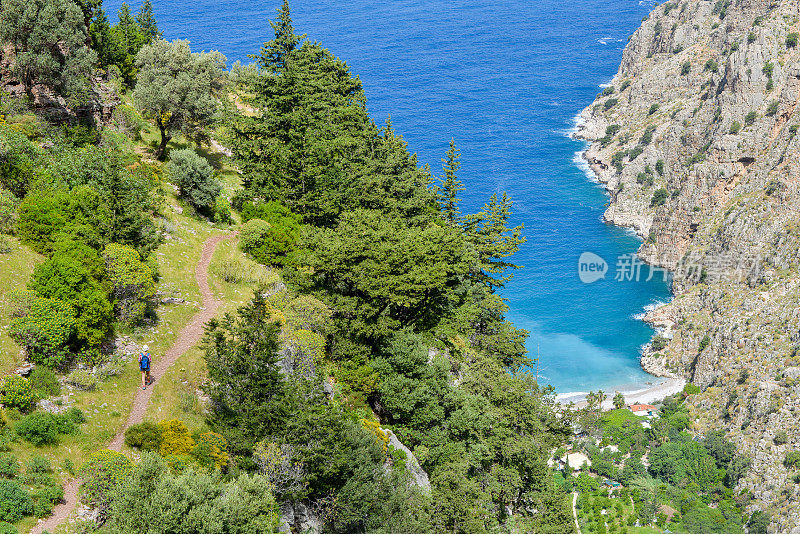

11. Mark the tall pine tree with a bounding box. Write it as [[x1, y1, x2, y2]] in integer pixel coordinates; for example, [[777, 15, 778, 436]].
[[89, 8, 113, 66], [469, 192, 526, 291], [437, 138, 464, 224], [255, 0, 305, 72], [136, 0, 161, 43]]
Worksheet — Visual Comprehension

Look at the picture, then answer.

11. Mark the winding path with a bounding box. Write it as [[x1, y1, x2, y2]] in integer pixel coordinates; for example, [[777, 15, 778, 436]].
[[30, 232, 236, 534]]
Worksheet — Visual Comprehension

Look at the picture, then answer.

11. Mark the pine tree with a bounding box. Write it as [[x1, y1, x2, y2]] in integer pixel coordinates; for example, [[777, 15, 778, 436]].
[[136, 0, 161, 43], [113, 2, 146, 85], [255, 0, 305, 72], [469, 192, 526, 291], [116, 3, 138, 50], [437, 138, 464, 224], [90, 8, 113, 66]]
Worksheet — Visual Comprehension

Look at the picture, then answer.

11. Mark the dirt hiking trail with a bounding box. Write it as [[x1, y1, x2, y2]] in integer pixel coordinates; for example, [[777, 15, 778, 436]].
[[30, 232, 235, 534]]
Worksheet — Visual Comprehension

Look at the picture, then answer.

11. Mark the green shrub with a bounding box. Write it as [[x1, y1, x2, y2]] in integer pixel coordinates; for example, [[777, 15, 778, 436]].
[[766, 100, 779, 116], [629, 145, 644, 160], [103, 243, 156, 324], [9, 297, 75, 368], [26, 455, 51, 474], [165, 149, 221, 211], [783, 450, 800, 468], [0, 376, 35, 412], [681, 61, 691, 75], [191, 431, 229, 469], [745, 111, 757, 126], [651, 335, 669, 351], [620, 80, 631, 91], [30, 240, 114, 348], [648, 104, 659, 115], [650, 188, 668, 207], [704, 59, 719, 73], [602, 86, 615, 96], [213, 196, 233, 225], [65, 407, 86, 424], [603, 98, 619, 111], [729, 121, 741, 134], [683, 383, 701, 395], [748, 32, 756, 43], [240, 218, 272, 255], [655, 159, 664, 175], [636, 173, 654, 187], [79, 450, 134, 510], [14, 411, 77, 446], [124, 422, 163, 452], [774, 431, 788, 445], [787, 33, 799, 49], [639, 125, 656, 145], [0, 480, 32, 523], [239, 202, 303, 267], [0, 189, 18, 235], [66, 369, 98, 391], [699, 335, 711, 351], [0, 521, 16, 534], [0, 455, 19, 479], [28, 367, 60, 399]]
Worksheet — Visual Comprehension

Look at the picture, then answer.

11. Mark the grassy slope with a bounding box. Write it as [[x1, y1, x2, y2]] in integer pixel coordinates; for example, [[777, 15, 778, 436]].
[[1, 112, 247, 532]]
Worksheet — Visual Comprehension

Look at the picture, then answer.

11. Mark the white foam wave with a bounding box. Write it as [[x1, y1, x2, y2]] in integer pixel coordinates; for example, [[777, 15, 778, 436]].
[[573, 150, 599, 183], [631, 298, 670, 321]]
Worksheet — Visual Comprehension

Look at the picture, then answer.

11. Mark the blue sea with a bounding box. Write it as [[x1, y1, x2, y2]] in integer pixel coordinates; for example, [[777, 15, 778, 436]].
[[105, 0, 672, 394]]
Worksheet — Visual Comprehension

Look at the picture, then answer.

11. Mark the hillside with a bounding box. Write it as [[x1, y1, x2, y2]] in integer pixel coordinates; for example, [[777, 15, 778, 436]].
[[577, 0, 800, 529]]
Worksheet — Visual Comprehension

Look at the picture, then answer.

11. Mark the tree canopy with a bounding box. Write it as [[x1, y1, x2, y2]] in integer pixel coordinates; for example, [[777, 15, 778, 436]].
[[133, 39, 226, 159]]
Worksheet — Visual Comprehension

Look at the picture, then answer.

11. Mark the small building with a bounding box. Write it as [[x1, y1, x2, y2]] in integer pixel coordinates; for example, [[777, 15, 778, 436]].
[[628, 403, 656, 416], [562, 452, 592, 471]]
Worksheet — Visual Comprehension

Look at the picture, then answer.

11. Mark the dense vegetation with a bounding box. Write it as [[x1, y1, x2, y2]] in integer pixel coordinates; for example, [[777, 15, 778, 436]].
[[562, 388, 763, 533], [0, 0, 578, 531], [0, 0, 769, 532]]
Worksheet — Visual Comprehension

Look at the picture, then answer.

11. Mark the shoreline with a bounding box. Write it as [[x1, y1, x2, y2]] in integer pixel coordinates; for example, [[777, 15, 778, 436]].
[[560, 106, 683, 408], [556, 377, 686, 409]]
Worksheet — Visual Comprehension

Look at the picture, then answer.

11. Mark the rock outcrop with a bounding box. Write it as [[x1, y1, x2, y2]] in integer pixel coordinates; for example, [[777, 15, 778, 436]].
[[576, 0, 800, 528], [1, 45, 120, 125]]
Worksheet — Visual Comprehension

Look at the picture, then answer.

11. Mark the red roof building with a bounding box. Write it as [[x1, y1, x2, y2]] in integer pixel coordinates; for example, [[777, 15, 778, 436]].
[[628, 403, 655, 413]]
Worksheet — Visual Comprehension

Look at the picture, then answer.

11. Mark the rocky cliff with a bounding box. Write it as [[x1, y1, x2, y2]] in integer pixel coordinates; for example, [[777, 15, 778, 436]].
[[576, 0, 800, 529]]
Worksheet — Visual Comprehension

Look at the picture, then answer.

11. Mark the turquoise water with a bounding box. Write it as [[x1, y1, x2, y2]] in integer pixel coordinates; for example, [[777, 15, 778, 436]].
[[106, 0, 672, 393]]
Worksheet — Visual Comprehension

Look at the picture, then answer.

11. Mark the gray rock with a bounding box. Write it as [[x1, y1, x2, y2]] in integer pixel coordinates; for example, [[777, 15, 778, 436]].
[[385, 429, 431, 490]]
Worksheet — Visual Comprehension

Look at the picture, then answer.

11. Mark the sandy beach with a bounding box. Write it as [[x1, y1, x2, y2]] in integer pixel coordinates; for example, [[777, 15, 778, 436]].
[[556, 377, 687, 410]]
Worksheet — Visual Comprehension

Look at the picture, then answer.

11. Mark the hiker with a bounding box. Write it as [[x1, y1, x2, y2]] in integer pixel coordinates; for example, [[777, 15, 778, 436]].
[[139, 345, 152, 390]]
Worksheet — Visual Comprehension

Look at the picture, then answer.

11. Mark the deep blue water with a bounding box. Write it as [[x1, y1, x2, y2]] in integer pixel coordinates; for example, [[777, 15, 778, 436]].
[[105, 0, 672, 394]]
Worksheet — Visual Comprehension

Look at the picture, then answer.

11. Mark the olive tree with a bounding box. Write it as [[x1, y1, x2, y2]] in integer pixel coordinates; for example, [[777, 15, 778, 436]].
[[0, 0, 97, 97], [164, 148, 221, 211], [133, 39, 226, 159]]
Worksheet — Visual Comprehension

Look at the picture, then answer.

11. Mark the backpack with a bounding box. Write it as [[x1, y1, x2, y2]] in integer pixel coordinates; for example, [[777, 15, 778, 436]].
[[140, 352, 151, 370]]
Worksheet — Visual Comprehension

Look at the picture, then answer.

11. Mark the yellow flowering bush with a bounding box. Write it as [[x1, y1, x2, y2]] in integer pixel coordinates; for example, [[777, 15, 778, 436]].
[[0, 375, 35, 412], [158, 419, 195, 456], [192, 431, 229, 469], [360, 419, 389, 455]]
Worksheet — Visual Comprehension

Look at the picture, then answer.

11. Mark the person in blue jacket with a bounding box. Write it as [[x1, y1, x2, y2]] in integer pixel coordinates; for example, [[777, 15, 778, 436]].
[[139, 345, 152, 390]]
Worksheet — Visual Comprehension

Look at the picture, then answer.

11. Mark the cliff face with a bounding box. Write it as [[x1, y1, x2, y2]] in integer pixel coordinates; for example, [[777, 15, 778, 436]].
[[576, 0, 800, 529]]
